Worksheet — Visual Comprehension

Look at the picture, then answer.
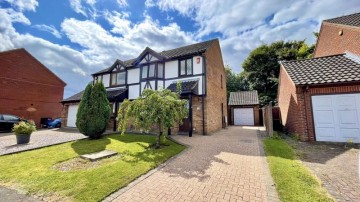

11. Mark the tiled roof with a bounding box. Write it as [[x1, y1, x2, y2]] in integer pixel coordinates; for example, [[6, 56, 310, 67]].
[[93, 39, 217, 75], [228, 91, 259, 106], [324, 12, 360, 27], [281, 52, 360, 85], [62, 88, 127, 103], [167, 80, 199, 95]]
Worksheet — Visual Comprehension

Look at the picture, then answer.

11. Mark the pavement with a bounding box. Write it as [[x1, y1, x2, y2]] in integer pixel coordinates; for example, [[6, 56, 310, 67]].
[[0, 128, 116, 156], [0, 186, 39, 202], [104, 126, 279, 202], [288, 139, 360, 202]]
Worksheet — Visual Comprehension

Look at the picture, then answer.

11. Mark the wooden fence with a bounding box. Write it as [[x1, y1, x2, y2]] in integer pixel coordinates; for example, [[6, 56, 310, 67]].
[[262, 102, 273, 136]]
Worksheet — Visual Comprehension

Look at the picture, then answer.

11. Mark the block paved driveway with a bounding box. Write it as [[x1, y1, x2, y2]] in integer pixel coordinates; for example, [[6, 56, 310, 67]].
[[106, 126, 279, 202]]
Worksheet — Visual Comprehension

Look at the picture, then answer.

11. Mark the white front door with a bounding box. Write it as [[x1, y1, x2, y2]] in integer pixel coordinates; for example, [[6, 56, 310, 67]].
[[312, 93, 360, 143], [234, 108, 254, 126], [67, 105, 79, 127]]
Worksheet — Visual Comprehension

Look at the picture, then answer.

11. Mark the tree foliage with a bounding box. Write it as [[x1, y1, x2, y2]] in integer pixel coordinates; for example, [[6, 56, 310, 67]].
[[225, 66, 249, 100], [76, 82, 111, 139], [117, 89, 187, 148], [242, 40, 314, 106]]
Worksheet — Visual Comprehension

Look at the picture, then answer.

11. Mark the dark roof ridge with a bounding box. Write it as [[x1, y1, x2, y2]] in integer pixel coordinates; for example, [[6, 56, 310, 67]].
[[279, 53, 345, 64]]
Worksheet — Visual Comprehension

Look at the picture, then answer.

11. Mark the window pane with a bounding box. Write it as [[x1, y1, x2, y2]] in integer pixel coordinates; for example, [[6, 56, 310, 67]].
[[186, 59, 192, 75], [149, 64, 155, 77], [117, 72, 126, 85], [158, 63, 163, 78], [180, 60, 186, 75], [111, 73, 117, 85], [142, 65, 148, 79]]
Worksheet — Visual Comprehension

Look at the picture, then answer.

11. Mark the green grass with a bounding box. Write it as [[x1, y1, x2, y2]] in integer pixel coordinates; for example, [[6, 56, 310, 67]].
[[263, 138, 333, 202], [0, 134, 185, 201]]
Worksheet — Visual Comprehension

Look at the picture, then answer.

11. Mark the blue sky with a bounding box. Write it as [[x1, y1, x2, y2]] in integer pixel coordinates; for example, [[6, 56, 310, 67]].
[[0, 0, 359, 98]]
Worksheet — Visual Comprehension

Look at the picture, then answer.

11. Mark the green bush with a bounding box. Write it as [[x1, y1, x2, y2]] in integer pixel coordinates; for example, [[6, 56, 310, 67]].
[[76, 82, 111, 139], [12, 120, 36, 135]]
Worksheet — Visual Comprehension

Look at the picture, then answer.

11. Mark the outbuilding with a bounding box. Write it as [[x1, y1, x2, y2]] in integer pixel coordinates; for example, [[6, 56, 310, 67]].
[[228, 91, 260, 126]]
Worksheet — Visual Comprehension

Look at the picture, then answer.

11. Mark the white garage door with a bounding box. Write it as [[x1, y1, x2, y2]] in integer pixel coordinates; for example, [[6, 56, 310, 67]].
[[234, 108, 254, 126], [312, 93, 360, 143], [67, 105, 79, 127]]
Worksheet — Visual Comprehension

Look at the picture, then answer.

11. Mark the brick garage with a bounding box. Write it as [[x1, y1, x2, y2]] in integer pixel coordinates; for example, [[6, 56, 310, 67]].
[[228, 91, 260, 126], [0, 48, 66, 127], [277, 13, 360, 143]]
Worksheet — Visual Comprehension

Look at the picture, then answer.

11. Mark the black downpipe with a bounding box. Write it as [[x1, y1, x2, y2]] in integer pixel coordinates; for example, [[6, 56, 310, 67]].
[[189, 94, 193, 137]]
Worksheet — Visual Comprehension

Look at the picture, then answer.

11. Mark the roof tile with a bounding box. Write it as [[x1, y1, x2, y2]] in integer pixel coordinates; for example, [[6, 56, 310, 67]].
[[228, 91, 259, 106]]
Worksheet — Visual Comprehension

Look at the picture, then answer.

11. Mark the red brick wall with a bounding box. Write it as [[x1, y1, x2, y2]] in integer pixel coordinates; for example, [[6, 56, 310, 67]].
[[277, 65, 308, 140], [314, 22, 360, 57], [204, 40, 228, 134], [0, 49, 66, 127]]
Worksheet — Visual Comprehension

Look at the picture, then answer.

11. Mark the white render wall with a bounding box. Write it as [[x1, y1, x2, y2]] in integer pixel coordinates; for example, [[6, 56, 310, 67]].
[[128, 68, 140, 84], [102, 74, 110, 87], [193, 56, 203, 75], [128, 84, 140, 100], [165, 60, 178, 78]]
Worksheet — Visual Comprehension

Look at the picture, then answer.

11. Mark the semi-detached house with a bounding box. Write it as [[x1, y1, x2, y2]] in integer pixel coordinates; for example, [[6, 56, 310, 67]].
[[61, 39, 227, 136]]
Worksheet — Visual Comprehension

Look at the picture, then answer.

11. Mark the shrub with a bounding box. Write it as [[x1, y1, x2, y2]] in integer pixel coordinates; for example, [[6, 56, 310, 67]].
[[76, 82, 111, 139], [12, 120, 36, 135]]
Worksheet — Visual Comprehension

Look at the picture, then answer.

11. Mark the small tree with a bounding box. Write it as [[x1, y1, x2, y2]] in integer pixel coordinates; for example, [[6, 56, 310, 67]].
[[76, 82, 111, 139], [117, 89, 187, 148]]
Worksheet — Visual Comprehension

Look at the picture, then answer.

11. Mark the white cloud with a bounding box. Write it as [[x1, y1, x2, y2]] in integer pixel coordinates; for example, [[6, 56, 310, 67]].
[[145, 0, 155, 8], [116, 0, 127, 7], [154, 0, 359, 71], [69, 0, 87, 17], [72, 67, 87, 76], [33, 24, 62, 38], [4, 0, 38, 11]]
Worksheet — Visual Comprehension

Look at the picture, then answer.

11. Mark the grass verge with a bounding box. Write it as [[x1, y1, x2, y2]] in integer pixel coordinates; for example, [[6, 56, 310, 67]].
[[263, 138, 333, 202], [0, 134, 185, 201]]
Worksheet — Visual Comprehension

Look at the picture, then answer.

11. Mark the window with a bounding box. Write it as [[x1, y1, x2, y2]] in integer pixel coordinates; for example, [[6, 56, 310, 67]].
[[111, 72, 126, 86], [141, 63, 164, 79], [179, 58, 192, 76], [158, 63, 164, 78]]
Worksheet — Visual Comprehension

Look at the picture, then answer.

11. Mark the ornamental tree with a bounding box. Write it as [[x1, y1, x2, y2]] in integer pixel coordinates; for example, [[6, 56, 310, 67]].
[[76, 82, 111, 139], [117, 88, 187, 148]]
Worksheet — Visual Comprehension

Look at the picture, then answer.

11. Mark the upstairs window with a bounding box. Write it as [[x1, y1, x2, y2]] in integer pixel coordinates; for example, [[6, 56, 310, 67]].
[[141, 63, 164, 79], [111, 71, 126, 86], [179, 58, 192, 76]]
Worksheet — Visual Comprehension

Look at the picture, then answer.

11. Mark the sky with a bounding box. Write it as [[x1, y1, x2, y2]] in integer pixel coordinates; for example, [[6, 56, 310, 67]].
[[0, 0, 359, 98]]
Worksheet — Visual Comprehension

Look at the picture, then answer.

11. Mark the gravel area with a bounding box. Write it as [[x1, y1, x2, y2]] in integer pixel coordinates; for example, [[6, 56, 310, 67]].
[[0, 128, 87, 155], [287, 139, 360, 202]]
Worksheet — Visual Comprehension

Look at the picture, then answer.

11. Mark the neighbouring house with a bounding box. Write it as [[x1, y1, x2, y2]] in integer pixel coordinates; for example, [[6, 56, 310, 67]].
[[228, 91, 259, 126], [277, 12, 360, 143], [0, 48, 66, 127], [61, 39, 227, 136]]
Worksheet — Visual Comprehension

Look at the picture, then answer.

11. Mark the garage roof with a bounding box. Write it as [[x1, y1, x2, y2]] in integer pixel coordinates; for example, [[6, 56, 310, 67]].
[[228, 91, 259, 106], [324, 12, 360, 27], [281, 52, 360, 85]]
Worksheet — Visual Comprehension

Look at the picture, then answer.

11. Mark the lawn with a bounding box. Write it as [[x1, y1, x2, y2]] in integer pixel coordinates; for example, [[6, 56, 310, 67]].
[[0, 134, 185, 201], [263, 138, 333, 202]]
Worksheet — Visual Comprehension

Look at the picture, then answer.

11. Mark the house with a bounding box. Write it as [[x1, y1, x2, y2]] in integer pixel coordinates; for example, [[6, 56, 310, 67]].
[[0, 48, 66, 127], [228, 91, 260, 126], [61, 39, 227, 136], [277, 13, 360, 143]]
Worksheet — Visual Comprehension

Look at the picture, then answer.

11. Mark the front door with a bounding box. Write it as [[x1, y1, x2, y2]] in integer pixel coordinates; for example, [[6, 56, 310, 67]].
[[179, 118, 190, 132]]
